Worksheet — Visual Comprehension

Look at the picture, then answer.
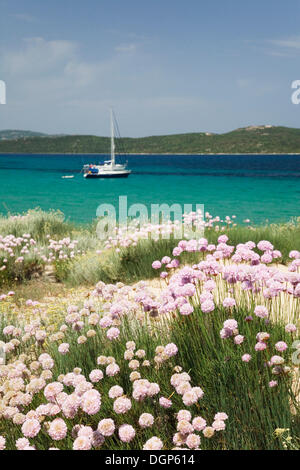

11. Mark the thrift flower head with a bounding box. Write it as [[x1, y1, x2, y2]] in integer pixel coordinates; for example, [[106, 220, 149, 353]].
[[164, 343, 178, 358], [275, 341, 288, 352], [139, 413, 154, 428], [159, 397, 172, 408], [73, 436, 92, 450], [108, 385, 124, 399], [113, 397, 132, 414], [0, 436, 5, 450], [254, 306, 268, 319], [285, 324, 297, 333], [48, 418, 68, 441], [119, 424, 135, 443], [107, 327, 120, 341], [186, 433, 201, 449], [192, 416, 207, 431], [22, 418, 41, 438], [212, 420, 226, 431], [89, 369, 104, 383], [98, 419, 115, 437], [143, 437, 163, 450]]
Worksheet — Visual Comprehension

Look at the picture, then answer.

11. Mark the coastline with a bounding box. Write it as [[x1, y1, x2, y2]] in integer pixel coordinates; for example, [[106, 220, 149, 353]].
[[1, 152, 300, 156]]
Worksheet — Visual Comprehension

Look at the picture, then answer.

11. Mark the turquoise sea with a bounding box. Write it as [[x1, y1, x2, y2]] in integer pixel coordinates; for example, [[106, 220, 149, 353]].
[[0, 154, 300, 225]]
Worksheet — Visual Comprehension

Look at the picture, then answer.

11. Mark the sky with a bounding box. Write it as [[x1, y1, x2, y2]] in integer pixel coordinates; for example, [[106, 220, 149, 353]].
[[1, 0, 300, 137]]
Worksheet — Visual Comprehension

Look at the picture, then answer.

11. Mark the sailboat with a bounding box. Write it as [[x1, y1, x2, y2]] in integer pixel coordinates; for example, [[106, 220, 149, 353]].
[[83, 110, 131, 179]]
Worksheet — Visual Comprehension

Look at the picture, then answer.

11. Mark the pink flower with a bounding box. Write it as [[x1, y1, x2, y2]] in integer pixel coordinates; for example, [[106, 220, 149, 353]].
[[192, 416, 207, 431], [270, 355, 285, 365], [48, 418, 68, 441], [108, 385, 124, 399], [212, 419, 226, 431], [0, 436, 5, 450], [222, 297, 236, 308], [119, 424, 136, 443], [58, 343, 69, 355], [152, 261, 161, 270], [242, 354, 252, 362], [73, 436, 92, 450], [159, 397, 172, 408], [182, 389, 199, 406], [113, 397, 132, 414], [261, 253, 273, 264], [164, 343, 178, 357], [177, 420, 193, 435], [234, 335, 244, 345], [106, 363, 120, 376], [214, 412, 228, 421], [275, 341, 288, 352], [78, 426, 93, 439], [160, 271, 168, 279], [201, 300, 215, 313], [89, 369, 104, 383], [44, 382, 64, 402], [254, 306, 268, 319], [179, 303, 193, 316], [143, 436, 163, 450], [177, 410, 192, 422], [257, 240, 274, 252], [285, 324, 297, 333], [16, 438, 30, 450], [139, 413, 154, 428], [223, 319, 238, 331], [22, 418, 41, 438], [81, 389, 101, 415], [172, 247, 183, 257], [98, 419, 115, 437], [99, 316, 113, 328], [269, 380, 278, 388], [107, 327, 120, 341], [218, 235, 229, 244], [255, 342, 267, 351], [186, 433, 201, 449]]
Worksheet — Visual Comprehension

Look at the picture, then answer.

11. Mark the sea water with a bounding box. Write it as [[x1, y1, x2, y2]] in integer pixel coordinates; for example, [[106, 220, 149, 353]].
[[0, 153, 299, 225]]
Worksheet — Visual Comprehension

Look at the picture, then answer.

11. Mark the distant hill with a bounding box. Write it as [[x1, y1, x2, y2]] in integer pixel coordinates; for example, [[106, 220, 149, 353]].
[[0, 130, 48, 140], [1, 125, 300, 154]]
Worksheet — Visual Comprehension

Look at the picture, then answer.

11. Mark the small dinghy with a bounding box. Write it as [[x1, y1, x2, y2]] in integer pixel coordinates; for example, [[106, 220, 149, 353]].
[[62, 175, 74, 179]]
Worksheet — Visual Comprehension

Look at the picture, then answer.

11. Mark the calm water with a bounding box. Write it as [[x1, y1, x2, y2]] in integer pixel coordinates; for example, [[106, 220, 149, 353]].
[[0, 154, 300, 224]]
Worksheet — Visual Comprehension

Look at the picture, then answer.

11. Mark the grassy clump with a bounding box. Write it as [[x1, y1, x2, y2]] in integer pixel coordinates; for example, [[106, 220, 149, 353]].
[[2, 210, 300, 290]]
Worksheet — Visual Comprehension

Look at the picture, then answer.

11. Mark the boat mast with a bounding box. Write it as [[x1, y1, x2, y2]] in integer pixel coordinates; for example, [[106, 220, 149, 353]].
[[110, 108, 115, 168]]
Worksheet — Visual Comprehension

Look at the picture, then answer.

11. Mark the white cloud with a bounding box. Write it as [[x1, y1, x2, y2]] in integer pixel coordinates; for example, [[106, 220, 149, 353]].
[[114, 43, 137, 53], [267, 36, 300, 50], [1, 36, 172, 135]]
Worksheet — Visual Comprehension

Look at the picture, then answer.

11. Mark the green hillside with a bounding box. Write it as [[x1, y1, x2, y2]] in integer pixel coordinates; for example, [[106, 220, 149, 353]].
[[0, 125, 300, 154], [0, 130, 48, 140]]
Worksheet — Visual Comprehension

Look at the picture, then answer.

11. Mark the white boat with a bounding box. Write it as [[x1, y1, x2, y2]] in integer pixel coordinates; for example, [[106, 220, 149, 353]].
[[83, 110, 131, 179]]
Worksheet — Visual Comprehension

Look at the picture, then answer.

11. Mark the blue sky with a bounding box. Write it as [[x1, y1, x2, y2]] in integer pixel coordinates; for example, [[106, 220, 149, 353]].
[[1, 0, 300, 136]]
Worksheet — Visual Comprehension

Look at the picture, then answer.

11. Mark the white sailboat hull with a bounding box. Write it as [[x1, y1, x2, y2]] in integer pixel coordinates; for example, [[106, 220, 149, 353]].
[[84, 169, 131, 178]]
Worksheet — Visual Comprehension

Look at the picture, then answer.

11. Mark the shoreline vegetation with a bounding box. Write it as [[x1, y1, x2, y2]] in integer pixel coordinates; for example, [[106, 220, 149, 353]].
[[2, 125, 300, 154], [0, 209, 299, 450]]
